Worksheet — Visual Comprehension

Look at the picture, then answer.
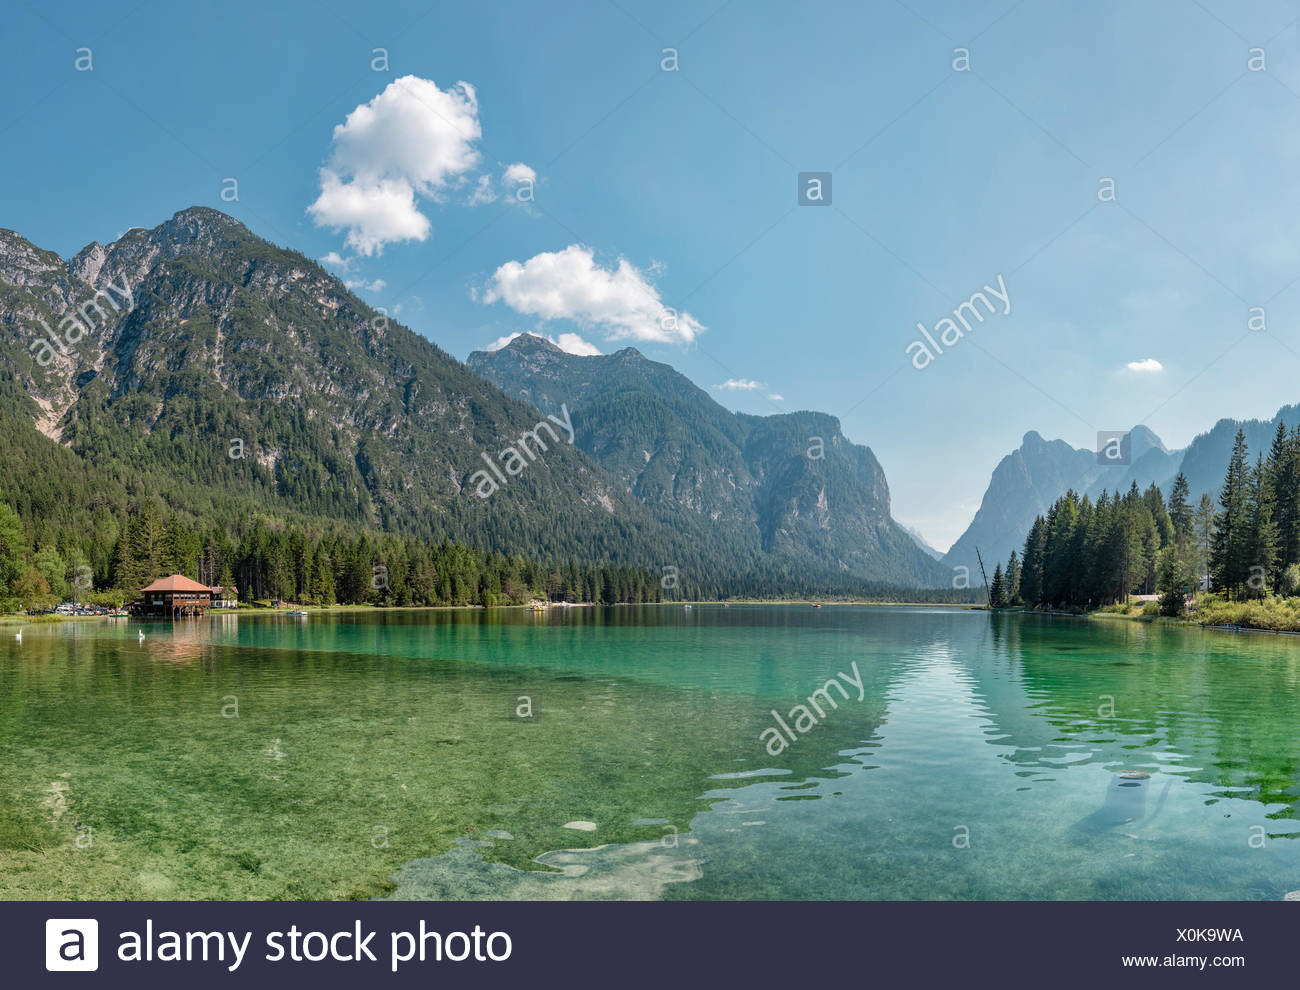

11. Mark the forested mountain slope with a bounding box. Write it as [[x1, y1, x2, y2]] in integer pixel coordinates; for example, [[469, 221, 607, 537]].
[[469, 334, 952, 587]]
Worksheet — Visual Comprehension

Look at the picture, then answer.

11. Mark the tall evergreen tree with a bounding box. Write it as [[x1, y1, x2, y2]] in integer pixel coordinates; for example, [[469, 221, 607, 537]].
[[1194, 492, 1215, 595], [989, 562, 1006, 608], [1020, 516, 1047, 607], [1168, 472, 1192, 551], [1266, 420, 1299, 583], [1004, 550, 1022, 607], [1210, 429, 1250, 598], [1043, 493, 1079, 607], [1244, 454, 1279, 598]]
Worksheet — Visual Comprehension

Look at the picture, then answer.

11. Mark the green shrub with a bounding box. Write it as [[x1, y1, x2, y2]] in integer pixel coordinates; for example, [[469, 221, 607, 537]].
[[1159, 587, 1185, 617], [1282, 564, 1300, 597], [1196, 593, 1300, 631]]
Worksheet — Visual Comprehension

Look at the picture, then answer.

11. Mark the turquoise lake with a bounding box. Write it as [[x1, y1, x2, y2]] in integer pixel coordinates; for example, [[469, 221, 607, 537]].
[[2, 606, 1298, 900]]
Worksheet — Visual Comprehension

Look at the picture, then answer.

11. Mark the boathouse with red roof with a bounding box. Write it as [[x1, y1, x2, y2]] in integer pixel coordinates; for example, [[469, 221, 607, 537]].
[[139, 575, 213, 617]]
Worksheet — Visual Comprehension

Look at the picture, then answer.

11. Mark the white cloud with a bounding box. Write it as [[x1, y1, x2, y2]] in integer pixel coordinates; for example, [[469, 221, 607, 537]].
[[308, 76, 483, 255], [468, 174, 497, 206], [712, 379, 765, 391], [766, 393, 784, 401], [310, 172, 431, 256], [344, 277, 387, 292], [503, 162, 536, 186], [1126, 358, 1164, 373], [552, 332, 600, 356], [481, 245, 704, 345], [320, 251, 351, 271], [466, 163, 539, 208], [502, 162, 536, 203], [487, 331, 601, 356]]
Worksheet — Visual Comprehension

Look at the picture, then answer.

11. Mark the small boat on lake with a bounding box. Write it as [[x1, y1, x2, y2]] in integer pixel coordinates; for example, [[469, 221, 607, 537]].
[[285, 609, 308, 617]]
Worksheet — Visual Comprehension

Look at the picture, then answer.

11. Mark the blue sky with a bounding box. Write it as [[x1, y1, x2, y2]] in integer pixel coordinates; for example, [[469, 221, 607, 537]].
[[4, 0, 1299, 549]]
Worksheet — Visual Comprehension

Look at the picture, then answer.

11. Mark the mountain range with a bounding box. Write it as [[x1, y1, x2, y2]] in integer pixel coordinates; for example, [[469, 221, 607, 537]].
[[943, 408, 1300, 575], [4, 205, 1294, 598], [0, 207, 949, 593], [468, 334, 949, 587]]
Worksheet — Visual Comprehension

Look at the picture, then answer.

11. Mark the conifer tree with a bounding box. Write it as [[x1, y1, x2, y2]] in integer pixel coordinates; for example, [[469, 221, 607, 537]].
[[1266, 420, 1299, 583], [1194, 492, 1214, 595], [1211, 430, 1250, 598], [1244, 454, 1278, 599], [989, 562, 1006, 608], [1168, 472, 1192, 551], [1020, 516, 1047, 607], [1004, 550, 1021, 606]]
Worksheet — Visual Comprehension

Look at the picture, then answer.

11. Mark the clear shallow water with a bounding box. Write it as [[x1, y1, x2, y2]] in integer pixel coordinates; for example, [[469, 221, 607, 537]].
[[2, 606, 1299, 900]]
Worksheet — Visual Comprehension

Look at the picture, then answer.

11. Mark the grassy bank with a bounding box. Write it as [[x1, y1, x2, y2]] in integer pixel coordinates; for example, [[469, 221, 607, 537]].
[[0, 613, 88, 626], [1190, 594, 1300, 632], [1075, 594, 1300, 633]]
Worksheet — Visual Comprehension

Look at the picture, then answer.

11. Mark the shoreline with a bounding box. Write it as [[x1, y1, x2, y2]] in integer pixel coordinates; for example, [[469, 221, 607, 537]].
[[988, 604, 1300, 638], [1, 599, 981, 625]]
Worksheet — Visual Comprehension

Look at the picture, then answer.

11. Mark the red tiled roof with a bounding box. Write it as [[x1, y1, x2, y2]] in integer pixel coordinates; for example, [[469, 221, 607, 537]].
[[140, 574, 212, 593]]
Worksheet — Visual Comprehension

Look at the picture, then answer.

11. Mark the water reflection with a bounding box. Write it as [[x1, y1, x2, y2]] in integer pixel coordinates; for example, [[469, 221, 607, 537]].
[[3, 606, 1300, 900]]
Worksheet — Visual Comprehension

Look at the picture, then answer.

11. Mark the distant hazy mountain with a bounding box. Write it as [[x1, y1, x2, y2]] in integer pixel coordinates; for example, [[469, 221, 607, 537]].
[[468, 334, 953, 587], [900, 524, 945, 561], [1082, 425, 1181, 502], [945, 406, 1300, 574], [943, 425, 1182, 574], [1176, 404, 1300, 500]]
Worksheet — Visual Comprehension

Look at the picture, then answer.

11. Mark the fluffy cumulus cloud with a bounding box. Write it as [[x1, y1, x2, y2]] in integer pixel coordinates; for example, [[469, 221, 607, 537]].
[[487, 331, 601, 356], [502, 162, 536, 184], [502, 162, 536, 199], [481, 245, 704, 345], [308, 76, 483, 255], [766, 393, 784, 401], [712, 379, 765, 391], [1126, 357, 1164, 373]]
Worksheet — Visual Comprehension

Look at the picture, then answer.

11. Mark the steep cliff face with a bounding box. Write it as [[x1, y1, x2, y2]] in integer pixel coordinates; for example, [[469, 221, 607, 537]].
[[942, 425, 1184, 573], [470, 336, 953, 587], [943, 431, 1100, 574]]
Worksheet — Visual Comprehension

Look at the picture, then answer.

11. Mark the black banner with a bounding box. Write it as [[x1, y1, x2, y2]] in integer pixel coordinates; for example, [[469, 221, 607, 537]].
[[5, 901, 1287, 987]]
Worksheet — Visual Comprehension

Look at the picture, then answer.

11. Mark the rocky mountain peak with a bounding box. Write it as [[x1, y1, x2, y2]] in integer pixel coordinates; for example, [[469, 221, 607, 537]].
[[0, 228, 66, 288], [69, 241, 108, 286], [504, 333, 561, 353]]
